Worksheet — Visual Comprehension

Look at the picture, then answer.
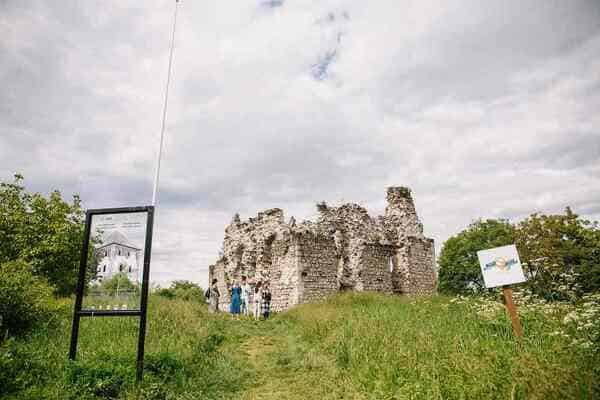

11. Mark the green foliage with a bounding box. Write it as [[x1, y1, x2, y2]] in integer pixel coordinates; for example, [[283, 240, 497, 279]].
[[438, 209, 600, 299], [155, 280, 204, 302], [97, 273, 138, 297], [0, 260, 56, 337], [516, 207, 600, 300], [194, 333, 225, 355], [0, 337, 49, 396], [0, 174, 88, 296], [144, 352, 184, 379], [438, 219, 515, 294], [66, 361, 134, 399]]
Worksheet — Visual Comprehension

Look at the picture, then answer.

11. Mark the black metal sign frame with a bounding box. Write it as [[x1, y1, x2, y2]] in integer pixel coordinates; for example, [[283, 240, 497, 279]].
[[69, 206, 155, 382]]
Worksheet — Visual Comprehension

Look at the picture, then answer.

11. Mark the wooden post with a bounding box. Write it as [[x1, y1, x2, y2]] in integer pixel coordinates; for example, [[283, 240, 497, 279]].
[[502, 285, 523, 343]]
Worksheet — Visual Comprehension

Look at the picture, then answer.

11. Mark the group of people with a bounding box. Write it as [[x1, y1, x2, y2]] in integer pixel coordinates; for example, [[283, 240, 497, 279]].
[[206, 276, 272, 320]]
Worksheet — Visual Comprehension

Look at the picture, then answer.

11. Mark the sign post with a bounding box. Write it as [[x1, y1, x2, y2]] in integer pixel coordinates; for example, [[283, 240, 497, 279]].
[[69, 206, 154, 382], [501, 285, 523, 341], [477, 244, 526, 343]]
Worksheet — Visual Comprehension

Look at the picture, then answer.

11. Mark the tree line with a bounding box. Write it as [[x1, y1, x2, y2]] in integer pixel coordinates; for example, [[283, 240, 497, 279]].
[[438, 209, 600, 300]]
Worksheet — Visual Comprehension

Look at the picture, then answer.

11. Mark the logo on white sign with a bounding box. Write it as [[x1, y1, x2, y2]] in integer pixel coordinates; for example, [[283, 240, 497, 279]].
[[477, 244, 526, 288]]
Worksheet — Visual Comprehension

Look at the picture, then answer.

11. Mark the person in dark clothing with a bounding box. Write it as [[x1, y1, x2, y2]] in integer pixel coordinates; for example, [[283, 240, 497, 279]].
[[208, 278, 220, 313], [261, 282, 272, 319]]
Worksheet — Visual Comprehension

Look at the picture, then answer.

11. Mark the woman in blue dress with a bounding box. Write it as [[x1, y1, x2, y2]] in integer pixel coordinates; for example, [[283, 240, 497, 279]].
[[229, 281, 242, 319]]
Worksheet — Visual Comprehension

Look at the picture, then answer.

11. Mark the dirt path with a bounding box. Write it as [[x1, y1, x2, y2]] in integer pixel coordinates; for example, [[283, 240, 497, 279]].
[[232, 328, 363, 400], [236, 335, 287, 400]]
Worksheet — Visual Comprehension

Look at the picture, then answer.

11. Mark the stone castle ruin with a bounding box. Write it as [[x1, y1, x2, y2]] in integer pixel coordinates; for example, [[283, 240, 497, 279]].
[[209, 187, 436, 312]]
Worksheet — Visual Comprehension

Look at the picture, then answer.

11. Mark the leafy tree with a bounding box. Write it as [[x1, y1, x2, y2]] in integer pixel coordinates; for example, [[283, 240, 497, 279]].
[[100, 273, 137, 297], [0, 174, 88, 296], [438, 219, 516, 294], [515, 207, 600, 300], [438, 209, 600, 299]]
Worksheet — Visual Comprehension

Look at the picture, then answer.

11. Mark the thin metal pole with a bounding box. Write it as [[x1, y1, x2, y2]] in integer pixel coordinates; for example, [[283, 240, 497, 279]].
[[152, 0, 179, 206]]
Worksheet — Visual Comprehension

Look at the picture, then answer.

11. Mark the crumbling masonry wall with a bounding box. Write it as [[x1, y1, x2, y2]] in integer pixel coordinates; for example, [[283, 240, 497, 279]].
[[295, 232, 339, 308], [208, 187, 436, 312]]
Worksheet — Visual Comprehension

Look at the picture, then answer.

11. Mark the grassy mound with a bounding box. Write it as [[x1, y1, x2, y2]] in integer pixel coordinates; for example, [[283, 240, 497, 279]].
[[1, 293, 597, 399]]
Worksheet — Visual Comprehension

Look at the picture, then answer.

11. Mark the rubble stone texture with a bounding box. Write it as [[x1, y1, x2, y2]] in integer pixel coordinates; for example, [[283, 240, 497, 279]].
[[209, 187, 437, 312]]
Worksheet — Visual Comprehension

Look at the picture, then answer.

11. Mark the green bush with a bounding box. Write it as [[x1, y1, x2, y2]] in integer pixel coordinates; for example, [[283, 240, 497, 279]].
[[0, 337, 48, 396], [144, 352, 185, 380], [66, 361, 134, 399], [155, 280, 204, 302], [154, 287, 176, 299], [516, 208, 600, 300], [0, 260, 56, 337]]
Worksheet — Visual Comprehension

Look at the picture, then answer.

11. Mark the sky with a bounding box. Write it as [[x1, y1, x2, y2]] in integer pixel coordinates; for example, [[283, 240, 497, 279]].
[[2, 0, 600, 289]]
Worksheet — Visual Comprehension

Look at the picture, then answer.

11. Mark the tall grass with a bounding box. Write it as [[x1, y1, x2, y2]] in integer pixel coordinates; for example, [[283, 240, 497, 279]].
[[1, 293, 597, 399], [283, 293, 597, 399]]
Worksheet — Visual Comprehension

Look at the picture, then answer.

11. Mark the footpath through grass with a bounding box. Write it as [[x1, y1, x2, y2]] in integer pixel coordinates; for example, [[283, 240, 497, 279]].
[[1, 293, 598, 399]]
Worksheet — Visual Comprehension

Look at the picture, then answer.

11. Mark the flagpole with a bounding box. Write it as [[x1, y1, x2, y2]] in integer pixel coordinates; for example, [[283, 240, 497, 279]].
[[152, 0, 179, 206]]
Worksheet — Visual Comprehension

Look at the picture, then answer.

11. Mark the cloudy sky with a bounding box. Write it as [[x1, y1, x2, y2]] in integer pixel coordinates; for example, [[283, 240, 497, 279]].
[[2, 0, 600, 288]]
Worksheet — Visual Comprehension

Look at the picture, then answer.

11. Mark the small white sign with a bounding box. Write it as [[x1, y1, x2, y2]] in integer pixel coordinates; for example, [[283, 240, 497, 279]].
[[477, 244, 526, 288]]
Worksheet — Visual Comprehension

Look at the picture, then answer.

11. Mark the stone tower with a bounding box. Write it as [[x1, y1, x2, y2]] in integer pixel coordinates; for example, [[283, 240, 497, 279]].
[[385, 186, 423, 238], [384, 187, 436, 295]]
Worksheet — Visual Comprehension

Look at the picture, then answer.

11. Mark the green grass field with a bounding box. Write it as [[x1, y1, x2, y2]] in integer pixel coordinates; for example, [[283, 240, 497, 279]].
[[1, 293, 598, 399]]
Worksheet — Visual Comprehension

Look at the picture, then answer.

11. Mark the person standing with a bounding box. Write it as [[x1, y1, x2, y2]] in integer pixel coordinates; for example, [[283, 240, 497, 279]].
[[208, 278, 220, 313], [240, 276, 251, 316], [229, 280, 242, 319], [261, 282, 272, 320], [253, 281, 263, 320]]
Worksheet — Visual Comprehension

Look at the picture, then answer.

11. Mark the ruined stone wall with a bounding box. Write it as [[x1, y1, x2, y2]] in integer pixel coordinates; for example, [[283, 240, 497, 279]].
[[270, 236, 300, 312], [404, 237, 437, 295], [295, 232, 339, 306], [207, 186, 437, 313], [356, 244, 394, 293], [392, 244, 412, 294]]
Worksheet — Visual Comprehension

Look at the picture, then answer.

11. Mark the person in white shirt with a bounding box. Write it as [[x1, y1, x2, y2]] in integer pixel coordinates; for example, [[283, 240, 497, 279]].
[[253, 281, 263, 320], [240, 276, 251, 316]]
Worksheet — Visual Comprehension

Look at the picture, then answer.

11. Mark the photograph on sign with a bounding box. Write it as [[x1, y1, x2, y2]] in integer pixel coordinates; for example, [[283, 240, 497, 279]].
[[477, 244, 526, 288], [82, 211, 149, 311]]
